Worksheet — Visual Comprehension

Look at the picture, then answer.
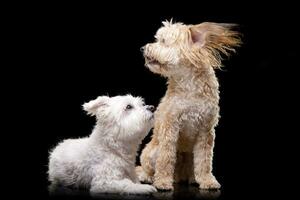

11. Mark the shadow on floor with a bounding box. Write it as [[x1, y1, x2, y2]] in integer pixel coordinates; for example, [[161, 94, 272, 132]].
[[49, 184, 221, 200]]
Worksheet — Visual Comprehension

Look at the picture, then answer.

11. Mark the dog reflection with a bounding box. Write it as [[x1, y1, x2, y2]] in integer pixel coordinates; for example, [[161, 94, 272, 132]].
[[49, 183, 221, 199]]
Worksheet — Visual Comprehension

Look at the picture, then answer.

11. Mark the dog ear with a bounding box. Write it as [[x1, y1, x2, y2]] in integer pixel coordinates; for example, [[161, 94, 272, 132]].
[[189, 22, 241, 49], [187, 22, 241, 68], [83, 96, 110, 116], [189, 23, 208, 48]]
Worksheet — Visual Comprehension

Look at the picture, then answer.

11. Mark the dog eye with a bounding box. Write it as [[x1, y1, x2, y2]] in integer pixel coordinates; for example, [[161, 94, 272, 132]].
[[126, 105, 133, 110]]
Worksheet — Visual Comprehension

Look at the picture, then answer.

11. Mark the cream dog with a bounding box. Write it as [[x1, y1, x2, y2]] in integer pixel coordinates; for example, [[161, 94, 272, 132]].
[[136, 21, 241, 190]]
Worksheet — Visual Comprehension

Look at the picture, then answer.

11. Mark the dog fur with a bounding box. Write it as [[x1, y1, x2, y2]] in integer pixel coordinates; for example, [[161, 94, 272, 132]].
[[136, 21, 241, 190], [48, 95, 157, 194]]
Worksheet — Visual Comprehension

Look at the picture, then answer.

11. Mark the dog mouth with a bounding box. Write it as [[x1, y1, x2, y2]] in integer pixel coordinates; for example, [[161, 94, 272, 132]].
[[145, 56, 161, 66], [148, 60, 160, 66]]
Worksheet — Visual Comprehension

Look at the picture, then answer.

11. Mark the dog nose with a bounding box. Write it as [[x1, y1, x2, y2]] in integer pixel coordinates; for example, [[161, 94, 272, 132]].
[[146, 105, 155, 112], [140, 46, 145, 52]]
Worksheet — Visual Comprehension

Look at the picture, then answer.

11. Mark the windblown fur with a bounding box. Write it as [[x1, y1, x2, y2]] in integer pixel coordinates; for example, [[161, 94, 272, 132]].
[[137, 20, 241, 190]]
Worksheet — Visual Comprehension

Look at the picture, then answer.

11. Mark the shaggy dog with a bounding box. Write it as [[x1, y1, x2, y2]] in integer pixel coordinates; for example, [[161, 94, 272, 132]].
[[136, 21, 241, 190], [48, 95, 157, 194]]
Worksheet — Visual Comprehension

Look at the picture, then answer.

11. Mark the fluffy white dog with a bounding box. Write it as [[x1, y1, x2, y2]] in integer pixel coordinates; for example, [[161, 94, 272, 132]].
[[48, 95, 157, 194]]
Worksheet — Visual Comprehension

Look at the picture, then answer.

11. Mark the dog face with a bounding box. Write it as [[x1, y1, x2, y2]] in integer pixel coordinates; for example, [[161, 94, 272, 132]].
[[143, 20, 241, 77], [143, 22, 184, 76], [83, 95, 154, 140]]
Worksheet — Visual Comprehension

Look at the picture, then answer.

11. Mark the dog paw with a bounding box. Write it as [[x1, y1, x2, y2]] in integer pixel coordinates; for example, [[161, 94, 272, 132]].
[[199, 177, 221, 189], [135, 166, 153, 183], [133, 184, 157, 194], [154, 179, 174, 191]]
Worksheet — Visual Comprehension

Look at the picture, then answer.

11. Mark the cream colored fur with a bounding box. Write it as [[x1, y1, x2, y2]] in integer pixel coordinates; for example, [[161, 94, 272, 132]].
[[136, 20, 241, 190]]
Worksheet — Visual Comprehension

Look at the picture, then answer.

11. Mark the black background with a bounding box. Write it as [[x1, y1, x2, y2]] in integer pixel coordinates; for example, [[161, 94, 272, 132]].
[[7, 1, 299, 200]]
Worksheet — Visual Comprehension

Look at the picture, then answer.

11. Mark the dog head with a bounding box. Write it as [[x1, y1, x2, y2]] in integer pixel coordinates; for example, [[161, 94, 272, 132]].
[[143, 20, 241, 77], [83, 95, 154, 140]]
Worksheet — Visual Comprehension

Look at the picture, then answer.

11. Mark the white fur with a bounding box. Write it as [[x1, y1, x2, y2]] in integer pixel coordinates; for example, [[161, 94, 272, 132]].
[[48, 95, 157, 194]]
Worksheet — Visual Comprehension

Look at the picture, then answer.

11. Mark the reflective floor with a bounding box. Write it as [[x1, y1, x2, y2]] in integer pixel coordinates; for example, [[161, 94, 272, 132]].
[[49, 184, 221, 200]]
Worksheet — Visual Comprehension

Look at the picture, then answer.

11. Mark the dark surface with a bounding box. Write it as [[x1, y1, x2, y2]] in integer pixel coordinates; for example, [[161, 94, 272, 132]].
[[49, 184, 221, 200], [6, 1, 299, 200]]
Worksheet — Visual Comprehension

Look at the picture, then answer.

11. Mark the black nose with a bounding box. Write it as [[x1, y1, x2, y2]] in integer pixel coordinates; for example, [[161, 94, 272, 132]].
[[140, 46, 145, 52], [146, 105, 155, 112]]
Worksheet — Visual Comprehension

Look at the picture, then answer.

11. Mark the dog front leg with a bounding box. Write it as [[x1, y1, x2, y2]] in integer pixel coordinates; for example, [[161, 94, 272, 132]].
[[137, 137, 159, 183], [153, 118, 180, 190], [193, 129, 220, 189], [90, 178, 156, 195]]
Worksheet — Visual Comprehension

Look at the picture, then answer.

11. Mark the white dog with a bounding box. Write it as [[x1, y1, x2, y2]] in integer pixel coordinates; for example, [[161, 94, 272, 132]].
[[48, 95, 157, 194]]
